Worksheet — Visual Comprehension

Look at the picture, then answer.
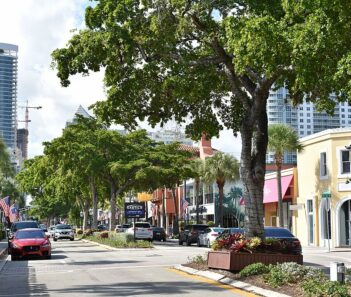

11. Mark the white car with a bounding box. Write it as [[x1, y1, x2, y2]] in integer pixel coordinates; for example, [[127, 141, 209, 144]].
[[197, 227, 225, 248], [48, 226, 56, 238], [53, 224, 74, 241], [115, 224, 131, 233], [126, 222, 153, 241]]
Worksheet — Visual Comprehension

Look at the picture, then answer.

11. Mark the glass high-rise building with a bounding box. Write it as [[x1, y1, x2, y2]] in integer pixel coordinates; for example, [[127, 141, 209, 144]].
[[267, 87, 348, 164], [0, 43, 18, 152]]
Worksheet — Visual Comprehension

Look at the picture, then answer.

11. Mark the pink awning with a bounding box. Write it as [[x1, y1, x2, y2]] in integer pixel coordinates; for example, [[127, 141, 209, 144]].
[[263, 175, 293, 204]]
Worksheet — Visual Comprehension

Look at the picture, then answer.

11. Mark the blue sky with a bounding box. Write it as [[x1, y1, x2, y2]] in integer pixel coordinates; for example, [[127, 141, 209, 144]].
[[0, 0, 241, 159]]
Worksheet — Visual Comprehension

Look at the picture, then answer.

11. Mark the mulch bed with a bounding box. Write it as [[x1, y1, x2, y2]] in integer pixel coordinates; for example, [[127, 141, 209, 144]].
[[184, 262, 305, 297]]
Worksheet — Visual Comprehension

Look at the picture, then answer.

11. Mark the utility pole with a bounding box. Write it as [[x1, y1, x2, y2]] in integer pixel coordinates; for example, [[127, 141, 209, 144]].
[[17, 101, 42, 159]]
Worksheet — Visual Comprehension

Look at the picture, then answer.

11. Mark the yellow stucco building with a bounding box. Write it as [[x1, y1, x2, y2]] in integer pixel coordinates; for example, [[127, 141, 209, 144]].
[[296, 128, 351, 247]]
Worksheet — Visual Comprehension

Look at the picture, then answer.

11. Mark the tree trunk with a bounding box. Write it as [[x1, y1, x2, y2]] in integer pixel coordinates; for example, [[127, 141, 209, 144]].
[[90, 177, 98, 229], [83, 203, 89, 231], [109, 180, 117, 231], [218, 182, 224, 227], [162, 188, 166, 228], [276, 159, 284, 227], [195, 179, 200, 224], [240, 96, 268, 238], [171, 187, 179, 235]]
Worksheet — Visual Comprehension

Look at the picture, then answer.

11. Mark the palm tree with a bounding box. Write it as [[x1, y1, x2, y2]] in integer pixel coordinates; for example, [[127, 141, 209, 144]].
[[268, 124, 303, 228], [188, 159, 205, 223], [203, 152, 240, 227]]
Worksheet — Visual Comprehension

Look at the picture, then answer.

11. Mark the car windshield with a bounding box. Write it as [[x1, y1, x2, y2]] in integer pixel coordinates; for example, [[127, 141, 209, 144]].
[[153, 227, 164, 231], [55, 225, 71, 230], [12, 222, 38, 232], [122, 224, 130, 228], [16, 230, 45, 239], [264, 228, 294, 238], [135, 223, 150, 228]]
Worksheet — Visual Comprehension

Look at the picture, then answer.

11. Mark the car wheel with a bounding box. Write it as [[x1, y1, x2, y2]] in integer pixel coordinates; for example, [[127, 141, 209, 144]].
[[46, 254, 51, 259], [197, 239, 201, 247], [8, 245, 11, 255], [11, 254, 18, 261], [70, 238, 74, 241], [178, 239, 183, 245], [186, 238, 191, 246], [53, 237, 57, 242], [163, 238, 166, 242]]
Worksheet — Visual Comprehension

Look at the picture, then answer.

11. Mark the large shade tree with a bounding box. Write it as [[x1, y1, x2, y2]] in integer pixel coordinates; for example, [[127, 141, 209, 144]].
[[268, 124, 303, 228], [52, 1, 351, 237]]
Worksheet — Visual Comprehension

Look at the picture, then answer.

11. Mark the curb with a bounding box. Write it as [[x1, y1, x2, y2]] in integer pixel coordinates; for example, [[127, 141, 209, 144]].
[[173, 264, 290, 297]]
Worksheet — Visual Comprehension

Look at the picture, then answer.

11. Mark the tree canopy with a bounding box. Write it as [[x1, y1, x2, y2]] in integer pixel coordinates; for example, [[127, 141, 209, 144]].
[[52, 0, 351, 236]]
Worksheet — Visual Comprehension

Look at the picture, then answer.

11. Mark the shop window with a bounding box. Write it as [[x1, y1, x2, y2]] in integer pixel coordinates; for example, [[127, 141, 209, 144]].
[[341, 150, 351, 174], [320, 152, 327, 177]]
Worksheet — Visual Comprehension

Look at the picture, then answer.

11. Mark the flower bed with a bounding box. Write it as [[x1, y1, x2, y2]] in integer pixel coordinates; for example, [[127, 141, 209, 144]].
[[208, 233, 303, 271], [207, 250, 302, 271]]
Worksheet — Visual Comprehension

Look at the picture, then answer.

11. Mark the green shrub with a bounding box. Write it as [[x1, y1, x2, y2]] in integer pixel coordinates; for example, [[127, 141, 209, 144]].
[[239, 263, 269, 277], [207, 221, 215, 227], [263, 263, 326, 288], [301, 279, 350, 297], [187, 254, 207, 265]]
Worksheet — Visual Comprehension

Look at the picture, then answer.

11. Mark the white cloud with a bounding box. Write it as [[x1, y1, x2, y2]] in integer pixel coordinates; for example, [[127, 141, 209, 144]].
[[0, 0, 242, 159]]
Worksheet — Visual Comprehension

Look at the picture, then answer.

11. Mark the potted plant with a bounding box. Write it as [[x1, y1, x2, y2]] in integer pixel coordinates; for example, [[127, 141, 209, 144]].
[[207, 233, 303, 271]]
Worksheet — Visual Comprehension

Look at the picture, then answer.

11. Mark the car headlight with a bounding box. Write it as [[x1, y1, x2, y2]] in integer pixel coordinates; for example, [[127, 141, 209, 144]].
[[41, 243, 51, 248]]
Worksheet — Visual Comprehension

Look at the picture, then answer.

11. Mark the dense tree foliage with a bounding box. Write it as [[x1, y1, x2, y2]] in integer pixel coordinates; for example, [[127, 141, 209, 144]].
[[52, 0, 351, 236]]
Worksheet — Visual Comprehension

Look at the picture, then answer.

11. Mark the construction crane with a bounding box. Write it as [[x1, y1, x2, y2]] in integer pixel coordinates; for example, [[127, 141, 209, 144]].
[[17, 101, 42, 159]]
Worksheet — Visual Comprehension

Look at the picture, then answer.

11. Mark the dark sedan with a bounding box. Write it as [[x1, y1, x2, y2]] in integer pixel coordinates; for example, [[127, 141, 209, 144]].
[[222, 226, 302, 254], [152, 227, 166, 241]]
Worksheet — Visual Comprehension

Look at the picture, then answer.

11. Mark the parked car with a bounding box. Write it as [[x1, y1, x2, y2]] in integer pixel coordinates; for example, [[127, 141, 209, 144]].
[[97, 224, 108, 231], [39, 224, 48, 232], [53, 224, 74, 241], [264, 227, 302, 255], [197, 227, 225, 247], [10, 228, 51, 261], [7, 221, 40, 254], [221, 227, 302, 254], [126, 222, 153, 241], [152, 227, 166, 241], [115, 224, 131, 233], [48, 226, 56, 238], [179, 224, 208, 246]]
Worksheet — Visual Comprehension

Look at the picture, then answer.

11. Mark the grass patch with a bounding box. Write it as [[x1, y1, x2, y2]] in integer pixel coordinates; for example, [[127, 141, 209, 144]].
[[86, 232, 153, 249]]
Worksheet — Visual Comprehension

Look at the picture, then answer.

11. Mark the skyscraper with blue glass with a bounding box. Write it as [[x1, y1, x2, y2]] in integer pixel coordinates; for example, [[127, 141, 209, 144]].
[[0, 43, 18, 152]]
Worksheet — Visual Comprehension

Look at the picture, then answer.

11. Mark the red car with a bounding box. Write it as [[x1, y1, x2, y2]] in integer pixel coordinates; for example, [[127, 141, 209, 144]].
[[10, 228, 51, 261]]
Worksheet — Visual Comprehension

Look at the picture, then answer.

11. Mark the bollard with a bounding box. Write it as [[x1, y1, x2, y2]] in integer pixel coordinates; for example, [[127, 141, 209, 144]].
[[330, 262, 346, 283]]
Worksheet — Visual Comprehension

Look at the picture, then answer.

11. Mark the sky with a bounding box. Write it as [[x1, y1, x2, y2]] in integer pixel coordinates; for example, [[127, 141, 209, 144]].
[[0, 0, 242, 159]]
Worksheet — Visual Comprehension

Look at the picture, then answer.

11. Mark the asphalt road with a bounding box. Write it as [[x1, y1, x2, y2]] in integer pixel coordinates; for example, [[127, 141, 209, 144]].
[[0, 240, 255, 297]]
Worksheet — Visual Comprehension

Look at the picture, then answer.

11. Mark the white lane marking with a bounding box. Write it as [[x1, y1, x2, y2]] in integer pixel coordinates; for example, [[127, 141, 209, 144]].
[[0, 264, 175, 277]]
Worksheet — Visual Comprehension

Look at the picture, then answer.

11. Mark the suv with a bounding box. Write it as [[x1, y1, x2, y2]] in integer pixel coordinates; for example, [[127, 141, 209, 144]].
[[126, 222, 153, 241], [115, 224, 131, 233], [8, 221, 40, 254], [179, 224, 208, 246], [53, 224, 74, 241]]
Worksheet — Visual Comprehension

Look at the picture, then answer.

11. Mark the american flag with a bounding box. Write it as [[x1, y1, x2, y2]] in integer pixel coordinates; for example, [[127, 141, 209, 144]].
[[9, 204, 19, 223], [0, 197, 10, 217], [181, 198, 189, 213]]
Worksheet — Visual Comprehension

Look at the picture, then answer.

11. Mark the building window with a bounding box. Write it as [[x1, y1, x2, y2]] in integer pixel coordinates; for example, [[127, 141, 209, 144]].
[[320, 152, 327, 177], [300, 119, 304, 123], [341, 150, 351, 174], [307, 199, 314, 244]]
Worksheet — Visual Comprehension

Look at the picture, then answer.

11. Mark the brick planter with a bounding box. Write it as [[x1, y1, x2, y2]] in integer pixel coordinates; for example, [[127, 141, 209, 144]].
[[207, 250, 303, 271]]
